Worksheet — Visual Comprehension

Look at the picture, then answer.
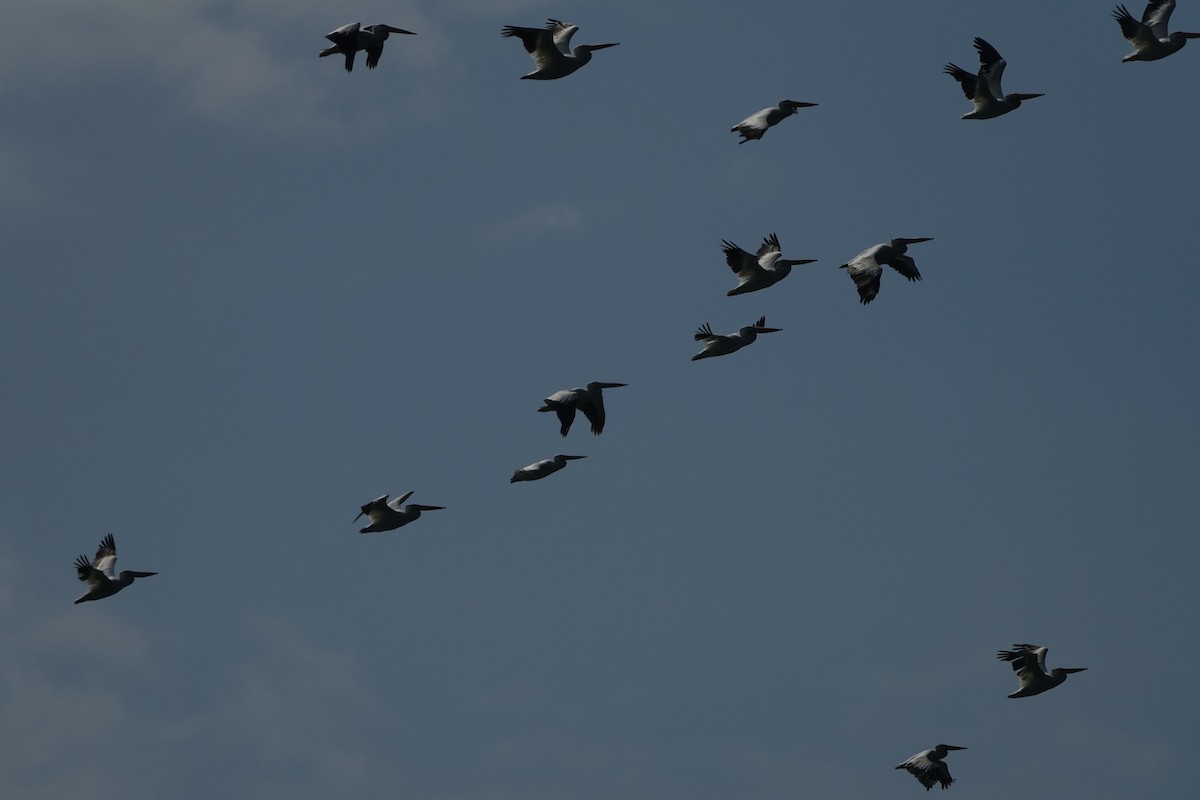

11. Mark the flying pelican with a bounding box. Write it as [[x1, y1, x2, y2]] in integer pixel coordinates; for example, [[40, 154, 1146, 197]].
[[730, 100, 817, 143], [996, 643, 1087, 698], [692, 315, 781, 361], [538, 382, 627, 436], [355, 491, 445, 533], [723, 233, 816, 296], [1114, 1, 1200, 60], [840, 237, 933, 305], [944, 38, 1043, 119], [320, 22, 415, 72], [511, 454, 587, 483], [501, 19, 619, 80], [896, 745, 967, 791], [73, 534, 157, 604]]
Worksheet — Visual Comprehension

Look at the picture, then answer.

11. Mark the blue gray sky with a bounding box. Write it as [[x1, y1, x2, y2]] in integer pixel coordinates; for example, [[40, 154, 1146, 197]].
[[4, 1, 1199, 798]]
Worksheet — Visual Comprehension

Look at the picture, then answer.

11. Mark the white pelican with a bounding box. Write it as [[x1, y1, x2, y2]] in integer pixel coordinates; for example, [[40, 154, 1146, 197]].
[[692, 315, 781, 361], [840, 237, 933, 305], [723, 233, 816, 296], [896, 745, 967, 791], [320, 22, 415, 72], [73, 534, 156, 604], [501, 19, 619, 80], [1114, 1, 1200, 61], [730, 100, 816, 143], [996, 643, 1087, 698], [511, 454, 587, 483], [538, 382, 627, 436], [944, 38, 1043, 119], [355, 491, 444, 533]]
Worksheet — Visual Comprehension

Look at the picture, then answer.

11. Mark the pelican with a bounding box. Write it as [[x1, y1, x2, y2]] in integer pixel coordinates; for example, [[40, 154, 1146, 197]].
[[73, 534, 156, 604], [320, 22, 415, 72], [692, 315, 781, 361], [1114, 1, 1200, 61], [840, 237, 933, 305], [944, 38, 1043, 119], [355, 491, 444, 533], [538, 381, 627, 436], [511, 454, 587, 483], [730, 100, 817, 143], [723, 233, 816, 296], [896, 745, 967, 791], [501, 19, 619, 80], [996, 643, 1087, 698]]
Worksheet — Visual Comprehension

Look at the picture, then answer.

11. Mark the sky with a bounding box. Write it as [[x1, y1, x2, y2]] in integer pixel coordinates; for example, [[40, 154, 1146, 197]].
[[3, 0, 1200, 797]]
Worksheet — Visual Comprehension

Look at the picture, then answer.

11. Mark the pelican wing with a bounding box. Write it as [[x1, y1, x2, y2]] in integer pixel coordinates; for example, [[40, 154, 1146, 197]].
[[1145, 0, 1177, 39], [694, 322, 720, 341], [722, 241, 762, 281], [998, 643, 1048, 688], [898, 752, 952, 790], [502, 23, 567, 71], [325, 22, 360, 47], [546, 19, 577, 54], [887, 253, 922, 282], [944, 63, 980, 100], [91, 534, 118, 579], [386, 491, 415, 512], [974, 38, 1007, 100], [576, 395, 607, 435], [842, 251, 883, 304], [756, 233, 783, 269]]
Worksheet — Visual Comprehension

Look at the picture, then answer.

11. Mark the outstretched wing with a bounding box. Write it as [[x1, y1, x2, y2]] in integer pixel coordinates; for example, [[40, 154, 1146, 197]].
[[887, 253, 922, 282]]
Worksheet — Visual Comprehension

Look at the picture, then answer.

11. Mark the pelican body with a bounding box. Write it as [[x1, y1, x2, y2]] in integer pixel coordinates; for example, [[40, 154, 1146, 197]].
[[730, 100, 816, 143], [896, 744, 967, 791], [320, 22, 415, 72], [501, 19, 619, 80], [723, 233, 816, 296], [840, 237, 933, 305], [355, 491, 444, 533], [73, 534, 157, 604], [511, 454, 587, 483], [944, 38, 1043, 119], [692, 315, 781, 361], [538, 382, 626, 435], [1114, 1, 1200, 60], [996, 643, 1087, 698]]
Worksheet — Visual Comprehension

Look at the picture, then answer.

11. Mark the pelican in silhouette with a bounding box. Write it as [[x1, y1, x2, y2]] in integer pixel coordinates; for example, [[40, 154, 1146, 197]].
[[501, 19, 619, 79], [944, 38, 1043, 119], [511, 455, 587, 483], [996, 643, 1087, 698], [730, 100, 816, 143], [320, 22, 415, 72], [73, 534, 157, 604], [723, 233, 816, 296], [896, 745, 967, 791], [840, 237, 933, 304], [538, 382, 627, 435], [355, 492, 444, 533], [692, 316, 781, 361], [1114, 1, 1200, 60]]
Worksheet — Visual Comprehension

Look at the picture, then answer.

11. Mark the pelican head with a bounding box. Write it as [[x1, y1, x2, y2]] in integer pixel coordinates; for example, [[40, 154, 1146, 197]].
[[581, 42, 620, 52], [936, 745, 967, 754], [410, 504, 446, 512], [1010, 92, 1044, 106], [1055, 667, 1088, 675], [587, 381, 627, 391], [892, 237, 934, 247], [750, 324, 781, 334], [557, 455, 587, 461], [780, 100, 817, 110]]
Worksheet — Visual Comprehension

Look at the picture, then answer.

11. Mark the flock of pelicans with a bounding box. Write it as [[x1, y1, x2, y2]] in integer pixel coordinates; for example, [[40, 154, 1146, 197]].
[[69, 1, 1195, 792]]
